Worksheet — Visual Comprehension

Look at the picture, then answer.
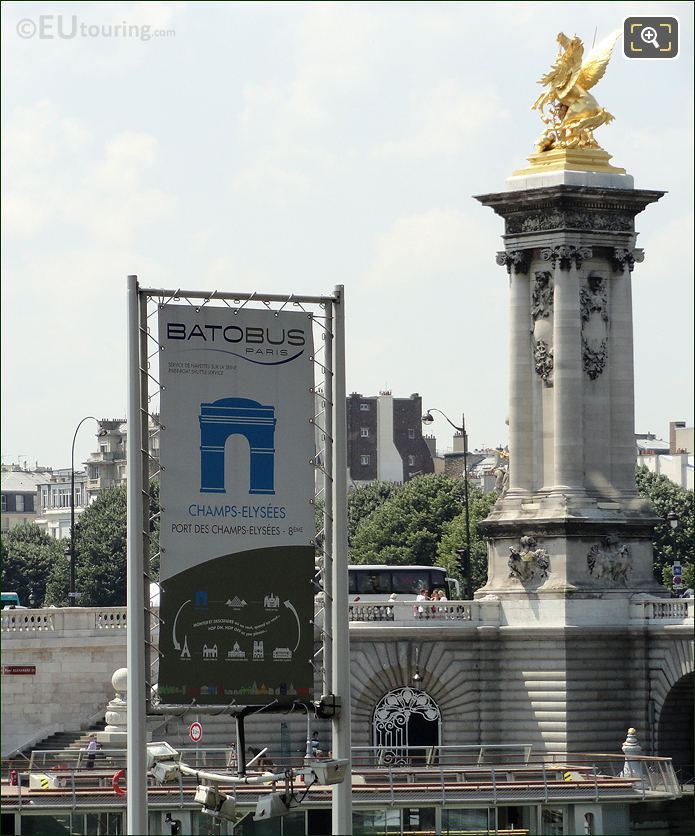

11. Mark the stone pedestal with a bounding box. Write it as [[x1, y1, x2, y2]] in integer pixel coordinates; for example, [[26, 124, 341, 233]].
[[475, 171, 665, 624]]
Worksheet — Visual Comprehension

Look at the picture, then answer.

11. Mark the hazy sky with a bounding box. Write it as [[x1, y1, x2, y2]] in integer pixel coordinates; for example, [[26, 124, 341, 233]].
[[2, 1, 693, 470]]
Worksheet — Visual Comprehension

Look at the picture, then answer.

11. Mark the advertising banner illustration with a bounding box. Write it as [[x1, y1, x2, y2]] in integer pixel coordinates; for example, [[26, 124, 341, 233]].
[[157, 304, 315, 706]]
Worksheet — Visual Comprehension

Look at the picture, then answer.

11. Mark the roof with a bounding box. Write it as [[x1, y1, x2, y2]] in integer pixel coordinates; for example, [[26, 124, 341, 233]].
[[636, 437, 670, 452], [0, 471, 49, 493]]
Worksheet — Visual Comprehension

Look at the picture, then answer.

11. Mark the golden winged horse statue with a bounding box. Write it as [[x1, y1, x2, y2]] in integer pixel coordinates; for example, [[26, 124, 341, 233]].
[[533, 30, 621, 152]]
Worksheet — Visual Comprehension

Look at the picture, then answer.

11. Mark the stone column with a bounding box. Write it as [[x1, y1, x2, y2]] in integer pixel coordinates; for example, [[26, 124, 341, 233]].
[[497, 250, 533, 493], [610, 248, 643, 495], [544, 246, 589, 491]]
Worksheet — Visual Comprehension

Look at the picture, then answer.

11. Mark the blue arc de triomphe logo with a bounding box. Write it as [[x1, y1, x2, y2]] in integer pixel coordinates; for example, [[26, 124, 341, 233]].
[[199, 397, 276, 495]]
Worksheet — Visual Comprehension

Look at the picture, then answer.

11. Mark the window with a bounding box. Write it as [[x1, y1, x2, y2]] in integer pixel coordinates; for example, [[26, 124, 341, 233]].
[[59, 488, 71, 508], [408, 428, 416, 439], [359, 403, 370, 411], [42, 488, 49, 509], [360, 427, 370, 438], [1, 495, 6, 512], [360, 455, 370, 466], [16, 495, 25, 513], [91, 466, 100, 479], [100, 444, 107, 453], [408, 455, 416, 466]]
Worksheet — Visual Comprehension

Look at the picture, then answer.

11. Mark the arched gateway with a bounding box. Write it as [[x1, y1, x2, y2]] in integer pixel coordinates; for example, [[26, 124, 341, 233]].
[[372, 687, 440, 765]]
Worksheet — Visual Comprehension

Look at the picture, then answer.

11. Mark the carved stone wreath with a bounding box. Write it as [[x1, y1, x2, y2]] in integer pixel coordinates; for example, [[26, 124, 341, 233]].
[[582, 338, 607, 380], [508, 536, 550, 583], [587, 535, 631, 584], [534, 339, 554, 383]]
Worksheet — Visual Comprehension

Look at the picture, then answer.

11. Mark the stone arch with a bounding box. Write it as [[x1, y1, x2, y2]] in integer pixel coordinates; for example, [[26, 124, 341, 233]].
[[199, 397, 276, 494], [349, 640, 480, 748], [657, 672, 693, 783], [372, 687, 441, 764]]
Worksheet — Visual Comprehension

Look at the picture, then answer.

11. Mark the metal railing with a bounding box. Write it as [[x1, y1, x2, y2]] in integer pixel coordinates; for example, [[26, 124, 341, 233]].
[[2, 747, 680, 813]]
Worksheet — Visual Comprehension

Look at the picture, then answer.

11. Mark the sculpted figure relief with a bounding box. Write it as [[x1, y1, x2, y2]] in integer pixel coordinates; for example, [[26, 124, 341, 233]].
[[587, 535, 631, 584], [508, 536, 550, 584], [533, 30, 621, 152]]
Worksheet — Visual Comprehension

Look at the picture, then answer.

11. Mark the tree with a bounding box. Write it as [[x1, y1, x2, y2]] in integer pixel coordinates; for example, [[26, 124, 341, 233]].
[[349, 474, 466, 566], [44, 482, 160, 607], [348, 481, 401, 545], [1, 523, 63, 607], [437, 488, 499, 593], [635, 466, 694, 587]]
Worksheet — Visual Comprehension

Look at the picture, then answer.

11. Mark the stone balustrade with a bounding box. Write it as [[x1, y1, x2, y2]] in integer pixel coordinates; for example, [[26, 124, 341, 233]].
[[1, 607, 128, 635], [3, 596, 692, 638], [629, 595, 694, 624]]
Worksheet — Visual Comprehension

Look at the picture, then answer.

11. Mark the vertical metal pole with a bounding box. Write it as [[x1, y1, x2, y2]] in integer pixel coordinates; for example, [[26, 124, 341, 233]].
[[323, 305, 334, 699], [126, 275, 148, 834], [462, 413, 472, 600], [331, 285, 352, 834], [235, 714, 247, 778], [70, 439, 76, 602], [139, 295, 152, 710]]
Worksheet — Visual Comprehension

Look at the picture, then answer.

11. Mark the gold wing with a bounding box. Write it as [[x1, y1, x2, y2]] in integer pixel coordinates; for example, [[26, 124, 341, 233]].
[[576, 29, 621, 91]]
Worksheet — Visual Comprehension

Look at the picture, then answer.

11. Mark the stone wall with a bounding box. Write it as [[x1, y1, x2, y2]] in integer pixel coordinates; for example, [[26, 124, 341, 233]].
[[0, 609, 127, 756], [2, 603, 692, 759]]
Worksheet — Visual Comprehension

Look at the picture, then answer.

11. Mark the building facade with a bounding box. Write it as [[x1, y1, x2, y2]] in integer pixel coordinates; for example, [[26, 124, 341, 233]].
[[34, 469, 89, 540], [347, 392, 434, 487], [85, 416, 160, 501], [0, 468, 49, 533]]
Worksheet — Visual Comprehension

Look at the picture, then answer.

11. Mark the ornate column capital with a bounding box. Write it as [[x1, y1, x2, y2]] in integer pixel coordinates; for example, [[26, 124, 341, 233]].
[[612, 247, 644, 272], [496, 249, 530, 274], [540, 245, 592, 270]]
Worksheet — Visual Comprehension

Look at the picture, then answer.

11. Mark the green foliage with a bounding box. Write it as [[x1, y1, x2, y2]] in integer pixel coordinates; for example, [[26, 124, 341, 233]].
[[636, 465, 694, 587], [437, 489, 499, 592], [1, 523, 63, 607], [349, 474, 467, 566], [45, 482, 160, 607], [348, 481, 401, 545]]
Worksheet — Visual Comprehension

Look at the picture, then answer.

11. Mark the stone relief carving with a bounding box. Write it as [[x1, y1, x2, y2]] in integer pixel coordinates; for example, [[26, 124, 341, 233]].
[[587, 535, 631, 583], [532, 271, 554, 384], [531, 271, 554, 320], [541, 245, 592, 270], [496, 250, 530, 274], [611, 247, 645, 272], [505, 211, 633, 235], [508, 536, 550, 583], [533, 339, 554, 382], [580, 273, 608, 323], [582, 338, 608, 380], [579, 272, 609, 380]]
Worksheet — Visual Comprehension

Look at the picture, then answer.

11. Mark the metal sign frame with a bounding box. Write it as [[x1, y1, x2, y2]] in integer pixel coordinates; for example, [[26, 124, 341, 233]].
[[126, 276, 351, 834]]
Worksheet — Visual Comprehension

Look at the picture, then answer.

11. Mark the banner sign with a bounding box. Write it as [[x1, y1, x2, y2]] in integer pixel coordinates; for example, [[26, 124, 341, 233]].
[[3, 665, 36, 675], [157, 304, 315, 706]]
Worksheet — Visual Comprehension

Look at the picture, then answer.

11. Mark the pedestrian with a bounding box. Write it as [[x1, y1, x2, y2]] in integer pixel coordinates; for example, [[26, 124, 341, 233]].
[[85, 734, 98, 770], [165, 812, 182, 835]]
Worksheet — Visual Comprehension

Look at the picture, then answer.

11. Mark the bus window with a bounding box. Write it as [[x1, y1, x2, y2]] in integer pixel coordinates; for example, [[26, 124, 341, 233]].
[[356, 571, 391, 595], [391, 571, 430, 595]]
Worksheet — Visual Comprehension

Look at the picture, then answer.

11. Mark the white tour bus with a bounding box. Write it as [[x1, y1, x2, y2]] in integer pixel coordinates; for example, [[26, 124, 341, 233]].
[[348, 565, 460, 602]]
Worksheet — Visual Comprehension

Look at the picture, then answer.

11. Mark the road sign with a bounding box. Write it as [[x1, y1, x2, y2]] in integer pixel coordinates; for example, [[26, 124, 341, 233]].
[[189, 722, 203, 743], [673, 562, 682, 575], [673, 576, 683, 587]]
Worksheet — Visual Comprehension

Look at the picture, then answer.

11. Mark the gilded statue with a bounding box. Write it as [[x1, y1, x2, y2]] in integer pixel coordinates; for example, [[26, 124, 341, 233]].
[[533, 30, 621, 152]]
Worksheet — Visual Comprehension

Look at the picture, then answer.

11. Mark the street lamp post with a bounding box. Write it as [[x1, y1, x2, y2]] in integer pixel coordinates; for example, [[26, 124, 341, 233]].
[[422, 409, 472, 600], [69, 417, 106, 604]]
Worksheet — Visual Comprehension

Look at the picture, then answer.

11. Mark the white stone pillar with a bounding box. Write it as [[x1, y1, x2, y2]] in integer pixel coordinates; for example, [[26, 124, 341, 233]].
[[498, 251, 533, 492], [548, 247, 587, 490], [610, 249, 643, 494]]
